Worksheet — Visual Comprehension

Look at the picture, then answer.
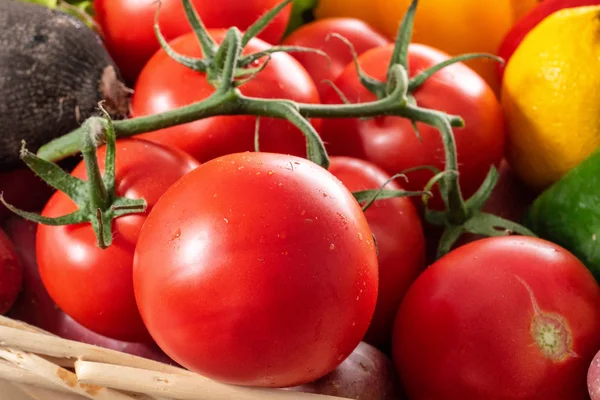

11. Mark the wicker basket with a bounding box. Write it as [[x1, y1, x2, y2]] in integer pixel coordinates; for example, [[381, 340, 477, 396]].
[[0, 315, 345, 400]]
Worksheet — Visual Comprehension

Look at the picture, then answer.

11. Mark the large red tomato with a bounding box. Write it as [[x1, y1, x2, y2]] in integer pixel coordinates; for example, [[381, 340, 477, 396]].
[[328, 156, 424, 351], [393, 236, 600, 400], [320, 44, 505, 209], [133, 152, 378, 387], [94, 0, 292, 82], [36, 139, 200, 341], [282, 18, 390, 99], [4, 217, 175, 364], [131, 30, 320, 163]]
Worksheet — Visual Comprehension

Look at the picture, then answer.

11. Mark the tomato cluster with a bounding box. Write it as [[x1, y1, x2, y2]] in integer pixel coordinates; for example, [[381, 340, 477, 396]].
[[3, 0, 600, 399]]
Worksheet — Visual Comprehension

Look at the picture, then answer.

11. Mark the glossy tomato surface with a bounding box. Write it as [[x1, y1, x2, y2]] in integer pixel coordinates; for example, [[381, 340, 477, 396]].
[[134, 152, 379, 387], [94, 0, 291, 82], [393, 236, 600, 400], [282, 18, 390, 99], [131, 30, 320, 163], [328, 156, 424, 351], [36, 139, 200, 341], [320, 44, 505, 209]]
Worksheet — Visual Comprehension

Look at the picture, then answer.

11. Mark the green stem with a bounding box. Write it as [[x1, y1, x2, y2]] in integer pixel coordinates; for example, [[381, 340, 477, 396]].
[[80, 119, 109, 211], [37, 91, 240, 162], [218, 28, 243, 92], [401, 105, 469, 223]]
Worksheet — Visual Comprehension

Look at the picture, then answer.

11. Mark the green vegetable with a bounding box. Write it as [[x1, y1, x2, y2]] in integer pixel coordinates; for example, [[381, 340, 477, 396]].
[[524, 150, 600, 282]]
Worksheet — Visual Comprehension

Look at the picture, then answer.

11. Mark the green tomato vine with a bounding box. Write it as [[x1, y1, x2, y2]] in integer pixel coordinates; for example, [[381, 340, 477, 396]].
[[4, 0, 536, 258]]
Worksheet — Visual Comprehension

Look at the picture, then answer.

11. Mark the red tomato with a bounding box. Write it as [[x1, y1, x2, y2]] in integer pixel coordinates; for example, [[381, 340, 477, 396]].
[[0, 227, 21, 315], [497, 0, 600, 79], [320, 44, 505, 209], [328, 156, 424, 351], [134, 152, 378, 387], [94, 0, 292, 83], [393, 236, 600, 400], [282, 18, 390, 99], [36, 139, 200, 342], [0, 168, 54, 222], [132, 30, 320, 163], [4, 217, 175, 364]]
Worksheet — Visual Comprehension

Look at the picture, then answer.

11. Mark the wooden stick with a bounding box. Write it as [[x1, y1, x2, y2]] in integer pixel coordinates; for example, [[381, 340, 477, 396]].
[[0, 315, 55, 336], [0, 347, 137, 400], [14, 383, 89, 400], [0, 325, 190, 376], [0, 361, 72, 393], [75, 361, 347, 400]]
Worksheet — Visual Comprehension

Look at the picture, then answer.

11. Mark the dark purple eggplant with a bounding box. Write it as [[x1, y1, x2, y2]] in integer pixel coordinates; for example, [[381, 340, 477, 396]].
[[0, 0, 129, 171]]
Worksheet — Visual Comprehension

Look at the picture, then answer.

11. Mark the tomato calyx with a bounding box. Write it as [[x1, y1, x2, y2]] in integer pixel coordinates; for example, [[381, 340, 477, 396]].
[[0, 109, 146, 249]]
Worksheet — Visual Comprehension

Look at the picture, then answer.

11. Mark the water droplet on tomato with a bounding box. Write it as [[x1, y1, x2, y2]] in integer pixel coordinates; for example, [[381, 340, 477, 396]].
[[268, 170, 275, 176], [329, 244, 335, 251], [224, 218, 229, 224]]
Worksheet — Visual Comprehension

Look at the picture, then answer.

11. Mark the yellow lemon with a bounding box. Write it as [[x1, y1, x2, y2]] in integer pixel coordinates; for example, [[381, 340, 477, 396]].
[[502, 6, 600, 191], [315, 0, 539, 94]]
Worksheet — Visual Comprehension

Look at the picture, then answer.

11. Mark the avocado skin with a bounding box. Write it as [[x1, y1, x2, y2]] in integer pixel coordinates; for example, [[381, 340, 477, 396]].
[[0, 0, 129, 171]]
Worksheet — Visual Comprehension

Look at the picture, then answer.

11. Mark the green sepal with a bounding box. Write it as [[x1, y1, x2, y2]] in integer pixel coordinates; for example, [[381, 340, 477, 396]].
[[241, 0, 294, 47], [0, 198, 87, 226], [182, 0, 217, 58], [387, 0, 418, 79], [239, 46, 330, 68], [409, 53, 504, 91], [464, 165, 499, 212], [352, 172, 431, 212], [109, 197, 147, 218], [154, 6, 209, 72], [436, 225, 465, 259], [322, 80, 351, 104], [355, 188, 432, 212], [19, 143, 87, 204], [328, 33, 386, 98], [234, 56, 272, 87], [421, 168, 456, 211], [463, 212, 537, 239]]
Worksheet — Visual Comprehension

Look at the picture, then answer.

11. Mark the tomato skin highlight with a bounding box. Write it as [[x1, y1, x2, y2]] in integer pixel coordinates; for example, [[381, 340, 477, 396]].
[[93, 0, 291, 83], [328, 156, 425, 351], [36, 139, 200, 342], [134, 152, 378, 387], [131, 30, 320, 163], [320, 44, 505, 209], [282, 18, 390, 99], [393, 236, 600, 400]]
